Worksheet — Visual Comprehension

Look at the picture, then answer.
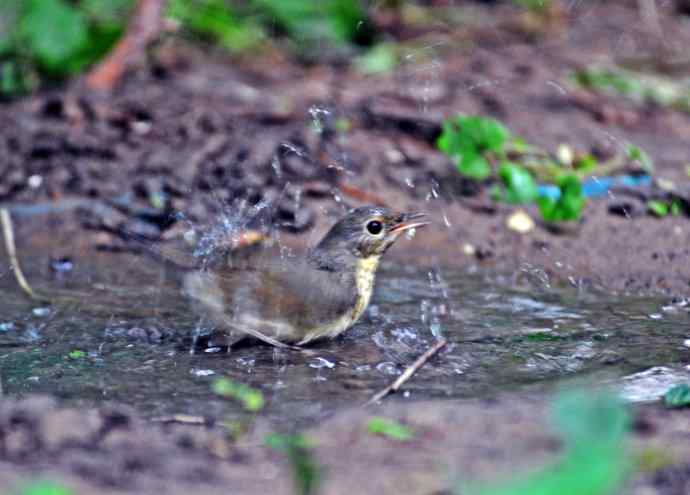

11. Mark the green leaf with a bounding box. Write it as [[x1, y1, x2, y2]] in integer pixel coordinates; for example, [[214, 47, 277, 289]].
[[437, 116, 510, 181], [265, 434, 321, 495], [459, 151, 492, 180], [67, 350, 86, 359], [647, 200, 669, 217], [20, 0, 89, 73], [212, 377, 264, 412], [499, 162, 538, 204], [367, 417, 414, 441], [537, 175, 585, 222], [21, 481, 73, 495], [573, 154, 598, 172], [664, 384, 690, 408]]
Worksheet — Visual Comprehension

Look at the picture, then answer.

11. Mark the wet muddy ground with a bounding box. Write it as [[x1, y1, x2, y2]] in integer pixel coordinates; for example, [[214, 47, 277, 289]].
[[2, 1, 690, 294], [2, 0, 690, 493]]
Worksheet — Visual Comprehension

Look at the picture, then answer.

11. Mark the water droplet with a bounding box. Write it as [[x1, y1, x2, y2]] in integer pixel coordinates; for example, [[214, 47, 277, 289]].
[[191, 369, 215, 377], [310, 357, 335, 369], [32, 307, 50, 317], [0, 322, 15, 332], [376, 362, 399, 376]]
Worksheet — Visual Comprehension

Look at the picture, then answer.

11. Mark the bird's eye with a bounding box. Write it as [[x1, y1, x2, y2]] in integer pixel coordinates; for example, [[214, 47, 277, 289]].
[[366, 220, 383, 236]]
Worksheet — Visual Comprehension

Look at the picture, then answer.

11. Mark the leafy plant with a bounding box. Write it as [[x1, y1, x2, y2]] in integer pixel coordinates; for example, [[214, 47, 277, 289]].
[[437, 115, 509, 180], [266, 433, 321, 495], [664, 384, 690, 408], [461, 389, 631, 495], [367, 416, 414, 441], [212, 377, 265, 412], [498, 163, 538, 204], [438, 115, 590, 222], [537, 175, 585, 223], [0, 0, 131, 96]]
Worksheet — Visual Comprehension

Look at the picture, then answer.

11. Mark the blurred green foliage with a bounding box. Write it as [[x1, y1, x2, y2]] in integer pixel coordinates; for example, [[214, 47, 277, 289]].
[[167, 0, 265, 53], [537, 175, 584, 222], [438, 115, 509, 180], [367, 416, 415, 441], [0, 0, 131, 95], [0, 0, 372, 96], [19, 481, 73, 495], [437, 115, 587, 223], [212, 377, 265, 412], [462, 389, 631, 495], [265, 433, 321, 495], [573, 65, 690, 114]]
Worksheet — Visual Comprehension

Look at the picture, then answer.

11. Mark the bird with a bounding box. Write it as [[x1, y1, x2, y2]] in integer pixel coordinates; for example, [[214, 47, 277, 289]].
[[183, 206, 428, 349]]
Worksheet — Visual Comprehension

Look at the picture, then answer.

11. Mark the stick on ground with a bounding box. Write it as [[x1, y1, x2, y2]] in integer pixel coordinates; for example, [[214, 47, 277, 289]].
[[150, 414, 208, 425], [1, 208, 44, 301], [365, 338, 447, 406]]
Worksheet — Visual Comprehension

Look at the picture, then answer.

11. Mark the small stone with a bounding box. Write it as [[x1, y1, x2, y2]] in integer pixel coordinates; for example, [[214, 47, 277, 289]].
[[506, 209, 535, 234]]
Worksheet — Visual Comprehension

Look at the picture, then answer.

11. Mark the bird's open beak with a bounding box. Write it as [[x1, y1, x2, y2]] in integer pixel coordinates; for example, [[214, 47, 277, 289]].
[[389, 212, 430, 233]]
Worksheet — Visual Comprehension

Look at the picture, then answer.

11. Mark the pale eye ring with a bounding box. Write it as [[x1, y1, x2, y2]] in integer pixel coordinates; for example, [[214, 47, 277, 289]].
[[366, 220, 383, 236]]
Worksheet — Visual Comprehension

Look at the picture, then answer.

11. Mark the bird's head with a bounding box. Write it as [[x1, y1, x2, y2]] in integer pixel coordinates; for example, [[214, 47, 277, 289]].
[[311, 206, 429, 265]]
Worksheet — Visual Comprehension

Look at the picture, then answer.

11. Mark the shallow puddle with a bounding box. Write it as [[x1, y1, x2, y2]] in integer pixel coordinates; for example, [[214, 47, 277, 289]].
[[1, 249, 689, 428]]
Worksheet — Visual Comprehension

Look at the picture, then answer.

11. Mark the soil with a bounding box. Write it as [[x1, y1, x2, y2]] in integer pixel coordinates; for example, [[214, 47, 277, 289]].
[[2, 1, 690, 493], [2, 1, 690, 295], [1, 393, 690, 495]]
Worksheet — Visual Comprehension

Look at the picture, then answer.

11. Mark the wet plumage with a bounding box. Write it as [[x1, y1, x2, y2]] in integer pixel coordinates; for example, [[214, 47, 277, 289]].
[[184, 206, 428, 348]]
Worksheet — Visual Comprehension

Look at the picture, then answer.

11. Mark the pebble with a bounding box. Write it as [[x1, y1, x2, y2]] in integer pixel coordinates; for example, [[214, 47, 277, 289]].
[[506, 210, 535, 234]]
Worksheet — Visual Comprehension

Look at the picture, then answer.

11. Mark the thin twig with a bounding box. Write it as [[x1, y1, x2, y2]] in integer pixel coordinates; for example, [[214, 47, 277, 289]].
[[150, 414, 208, 425], [85, 0, 165, 91], [1, 208, 44, 301], [365, 338, 447, 406]]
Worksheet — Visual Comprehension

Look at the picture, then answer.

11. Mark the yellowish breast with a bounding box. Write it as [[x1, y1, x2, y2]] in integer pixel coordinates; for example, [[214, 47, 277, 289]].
[[352, 255, 380, 322], [297, 255, 381, 345]]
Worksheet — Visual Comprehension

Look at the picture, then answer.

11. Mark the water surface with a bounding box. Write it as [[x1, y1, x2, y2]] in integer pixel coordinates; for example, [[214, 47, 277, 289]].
[[1, 250, 689, 427]]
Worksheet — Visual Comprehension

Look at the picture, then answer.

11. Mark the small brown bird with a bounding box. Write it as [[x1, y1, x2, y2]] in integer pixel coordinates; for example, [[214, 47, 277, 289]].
[[183, 206, 428, 348]]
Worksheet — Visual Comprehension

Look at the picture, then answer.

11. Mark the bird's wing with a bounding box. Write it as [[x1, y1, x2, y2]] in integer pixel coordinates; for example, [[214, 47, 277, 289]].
[[184, 259, 355, 344]]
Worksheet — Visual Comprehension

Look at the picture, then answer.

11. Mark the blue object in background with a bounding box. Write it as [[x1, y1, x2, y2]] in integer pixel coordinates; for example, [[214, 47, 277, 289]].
[[537, 174, 652, 200]]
